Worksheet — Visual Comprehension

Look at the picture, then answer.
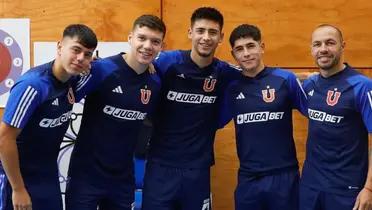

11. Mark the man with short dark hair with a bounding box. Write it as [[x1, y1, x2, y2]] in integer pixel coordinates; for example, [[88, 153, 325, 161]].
[[219, 23, 307, 210], [0, 24, 97, 210], [141, 7, 240, 210], [301, 24, 372, 210], [65, 15, 166, 210]]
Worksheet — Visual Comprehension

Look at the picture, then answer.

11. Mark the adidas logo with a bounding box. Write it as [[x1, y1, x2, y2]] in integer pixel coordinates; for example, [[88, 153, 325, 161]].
[[112, 86, 123, 94], [177, 73, 185, 79], [308, 90, 314, 96], [52, 98, 59, 106], [236, 92, 245, 99]]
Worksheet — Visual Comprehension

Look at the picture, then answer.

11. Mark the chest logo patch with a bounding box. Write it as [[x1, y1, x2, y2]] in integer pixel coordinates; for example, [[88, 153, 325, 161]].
[[236, 92, 245, 100], [112, 85, 123, 94], [51, 98, 59, 106], [67, 87, 75, 104], [262, 86, 275, 103], [203, 77, 217, 92], [140, 88, 151, 105], [326, 88, 341, 106], [308, 89, 314, 96]]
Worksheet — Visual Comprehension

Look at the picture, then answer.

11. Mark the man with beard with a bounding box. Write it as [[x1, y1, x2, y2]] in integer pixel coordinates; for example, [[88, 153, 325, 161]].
[[65, 15, 165, 210], [141, 7, 240, 210], [301, 24, 372, 210]]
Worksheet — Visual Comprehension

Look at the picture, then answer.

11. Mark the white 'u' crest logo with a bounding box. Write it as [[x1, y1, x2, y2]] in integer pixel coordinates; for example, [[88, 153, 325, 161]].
[[326, 88, 341, 106], [67, 87, 75, 104], [203, 78, 216, 92], [262, 86, 275, 103], [140, 88, 151, 105]]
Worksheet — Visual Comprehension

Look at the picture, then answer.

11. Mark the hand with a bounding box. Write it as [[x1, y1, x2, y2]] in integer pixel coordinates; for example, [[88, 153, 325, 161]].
[[148, 63, 156, 74], [12, 187, 32, 210], [353, 188, 372, 210]]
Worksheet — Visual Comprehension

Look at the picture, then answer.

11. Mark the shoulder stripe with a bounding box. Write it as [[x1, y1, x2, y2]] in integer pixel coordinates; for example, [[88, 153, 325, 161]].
[[296, 78, 308, 100], [367, 90, 372, 110], [10, 86, 33, 126], [15, 90, 38, 128], [0, 173, 5, 199], [10, 86, 38, 128], [228, 63, 242, 71], [76, 74, 92, 92]]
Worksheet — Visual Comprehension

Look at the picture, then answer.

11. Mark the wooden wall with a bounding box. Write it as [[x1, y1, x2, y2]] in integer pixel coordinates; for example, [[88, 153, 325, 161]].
[[1, 1, 372, 210]]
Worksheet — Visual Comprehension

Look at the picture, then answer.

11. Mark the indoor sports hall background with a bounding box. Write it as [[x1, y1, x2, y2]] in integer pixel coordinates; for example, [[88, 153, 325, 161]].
[[1, 0, 372, 209]]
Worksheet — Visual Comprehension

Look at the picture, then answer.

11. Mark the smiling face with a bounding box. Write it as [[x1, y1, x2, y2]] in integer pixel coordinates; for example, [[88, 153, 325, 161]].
[[232, 36, 265, 75], [128, 25, 164, 65], [188, 19, 223, 58], [311, 26, 345, 73], [57, 36, 95, 76]]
